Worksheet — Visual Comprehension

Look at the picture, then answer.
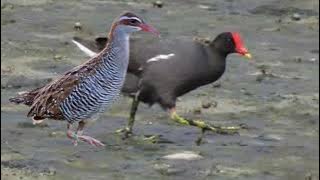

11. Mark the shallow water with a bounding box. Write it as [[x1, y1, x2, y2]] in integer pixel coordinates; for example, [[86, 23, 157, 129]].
[[1, 0, 319, 179]]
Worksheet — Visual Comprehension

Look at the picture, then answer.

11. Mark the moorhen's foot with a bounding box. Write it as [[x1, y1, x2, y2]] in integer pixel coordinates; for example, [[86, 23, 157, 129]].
[[142, 135, 160, 143], [116, 128, 162, 143], [115, 127, 133, 139], [209, 125, 241, 135], [78, 135, 105, 147], [194, 123, 242, 146]]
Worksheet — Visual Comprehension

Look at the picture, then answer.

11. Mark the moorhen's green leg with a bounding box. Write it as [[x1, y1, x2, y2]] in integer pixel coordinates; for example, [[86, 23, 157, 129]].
[[116, 95, 160, 143], [116, 97, 140, 138], [169, 108, 240, 145]]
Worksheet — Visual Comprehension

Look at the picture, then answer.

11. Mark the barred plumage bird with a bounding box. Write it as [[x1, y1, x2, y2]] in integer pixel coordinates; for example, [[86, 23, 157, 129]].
[[9, 12, 159, 147]]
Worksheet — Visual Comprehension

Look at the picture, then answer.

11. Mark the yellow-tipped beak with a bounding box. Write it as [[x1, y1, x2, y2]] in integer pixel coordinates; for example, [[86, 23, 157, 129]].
[[244, 53, 252, 59]]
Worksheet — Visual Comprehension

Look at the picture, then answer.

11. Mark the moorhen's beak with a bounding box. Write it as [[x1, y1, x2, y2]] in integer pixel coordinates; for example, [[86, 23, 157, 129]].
[[139, 23, 160, 37], [243, 52, 252, 59], [237, 47, 252, 59]]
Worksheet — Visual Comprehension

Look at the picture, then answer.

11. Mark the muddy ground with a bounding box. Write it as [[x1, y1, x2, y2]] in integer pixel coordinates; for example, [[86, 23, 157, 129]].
[[1, 0, 319, 179]]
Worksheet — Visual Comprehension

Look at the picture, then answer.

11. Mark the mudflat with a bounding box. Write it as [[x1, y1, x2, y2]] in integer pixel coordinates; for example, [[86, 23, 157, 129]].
[[1, 0, 319, 179]]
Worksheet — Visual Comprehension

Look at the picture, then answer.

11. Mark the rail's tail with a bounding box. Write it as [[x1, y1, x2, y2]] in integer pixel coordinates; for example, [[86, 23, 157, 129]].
[[9, 88, 41, 106]]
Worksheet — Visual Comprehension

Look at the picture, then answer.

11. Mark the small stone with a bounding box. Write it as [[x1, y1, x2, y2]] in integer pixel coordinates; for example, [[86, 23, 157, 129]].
[[193, 36, 211, 44], [309, 58, 317, 62], [244, 91, 253, 96], [53, 55, 63, 61], [1, 3, 14, 10], [261, 27, 280, 32], [201, 100, 212, 109], [193, 108, 202, 114], [47, 167, 56, 176], [198, 4, 216, 11], [305, 173, 313, 180], [166, 168, 185, 175], [211, 100, 218, 108], [269, 47, 279, 51], [74, 22, 82, 30], [153, 1, 163, 8], [162, 151, 203, 160], [198, 5, 211, 10], [293, 56, 303, 63], [256, 134, 282, 142], [241, 88, 253, 96], [154, 163, 185, 175], [212, 82, 221, 88], [49, 131, 65, 137], [291, 13, 301, 21], [310, 49, 319, 54], [256, 75, 265, 82]]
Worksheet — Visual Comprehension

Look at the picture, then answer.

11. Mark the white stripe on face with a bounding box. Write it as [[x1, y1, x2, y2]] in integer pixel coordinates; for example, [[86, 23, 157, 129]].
[[118, 16, 142, 23]]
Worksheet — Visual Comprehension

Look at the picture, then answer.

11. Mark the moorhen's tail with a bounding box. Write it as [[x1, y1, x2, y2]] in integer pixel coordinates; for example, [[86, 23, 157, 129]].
[[72, 36, 108, 57], [9, 87, 41, 106]]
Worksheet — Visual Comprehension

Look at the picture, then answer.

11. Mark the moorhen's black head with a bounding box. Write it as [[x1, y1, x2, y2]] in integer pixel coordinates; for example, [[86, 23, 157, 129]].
[[210, 32, 252, 59]]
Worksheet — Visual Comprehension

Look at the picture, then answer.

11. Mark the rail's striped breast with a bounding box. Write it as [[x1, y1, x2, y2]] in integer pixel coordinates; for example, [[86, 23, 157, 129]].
[[60, 46, 129, 123]]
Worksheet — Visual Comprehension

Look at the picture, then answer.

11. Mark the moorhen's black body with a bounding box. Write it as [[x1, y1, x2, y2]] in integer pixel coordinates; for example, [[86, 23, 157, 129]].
[[72, 32, 252, 144]]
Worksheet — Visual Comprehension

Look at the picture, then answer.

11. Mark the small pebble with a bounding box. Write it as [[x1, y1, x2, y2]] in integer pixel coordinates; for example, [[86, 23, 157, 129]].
[[1, 3, 14, 10], [305, 172, 313, 180], [74, 22, 82, 31], [291, 13, 301, 21], [49, 131, 65, 137], [153, 1, 163, 8], [309, 58, 317, 62], [47, 167, 56, 176], [256, 75, 265, 82], [198, 5, 211, 10], [261, 27, 280, 32], [293, 56, 302, 63], [193, 108, 202, 114], [201, 100, 212, 109], [212, 82, 221, 88], [256, 134, 282, 142], [53, 55, 63, 61], [310, 49, 319, 54], [162, 151, 203, 160]]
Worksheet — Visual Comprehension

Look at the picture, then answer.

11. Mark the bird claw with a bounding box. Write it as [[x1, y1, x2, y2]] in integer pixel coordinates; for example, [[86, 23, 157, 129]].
[[142, 135, 159, 143], [115, 127, 132, 139], [72, 140, 78, 146], [78, 135, 105, 147], [212, 126, 241, 135]]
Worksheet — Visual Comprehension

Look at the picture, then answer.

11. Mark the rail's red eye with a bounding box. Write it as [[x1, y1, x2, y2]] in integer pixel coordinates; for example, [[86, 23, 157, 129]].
[[129, 19, 139, 25]]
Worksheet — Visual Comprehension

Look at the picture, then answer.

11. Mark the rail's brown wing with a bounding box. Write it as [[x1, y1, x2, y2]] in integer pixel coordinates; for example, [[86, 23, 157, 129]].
[[27, 54, 105, 120], [27, 71, 80, 120]]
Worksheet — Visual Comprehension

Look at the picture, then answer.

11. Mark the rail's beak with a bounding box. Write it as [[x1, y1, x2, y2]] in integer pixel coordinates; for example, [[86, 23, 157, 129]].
[[139, 23, 160, 37]]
